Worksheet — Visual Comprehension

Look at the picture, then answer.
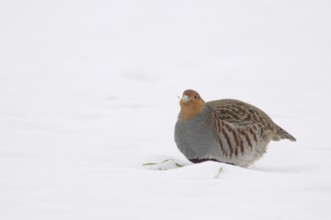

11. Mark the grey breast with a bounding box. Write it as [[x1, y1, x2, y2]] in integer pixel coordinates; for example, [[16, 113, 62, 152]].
[[174, 105, 222, 160]]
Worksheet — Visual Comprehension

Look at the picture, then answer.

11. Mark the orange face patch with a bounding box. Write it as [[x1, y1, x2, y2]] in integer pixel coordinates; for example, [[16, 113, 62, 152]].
[[179, 89, 205, 120]]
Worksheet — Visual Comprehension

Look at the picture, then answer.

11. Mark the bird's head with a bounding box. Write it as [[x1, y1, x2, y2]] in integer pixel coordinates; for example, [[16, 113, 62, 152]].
[[178, 89, 205, 120]]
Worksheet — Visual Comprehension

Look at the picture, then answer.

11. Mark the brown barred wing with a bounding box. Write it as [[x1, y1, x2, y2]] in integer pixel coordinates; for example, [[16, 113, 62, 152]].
[[207, 99, 275, 135], [212, 112, 263, 159]]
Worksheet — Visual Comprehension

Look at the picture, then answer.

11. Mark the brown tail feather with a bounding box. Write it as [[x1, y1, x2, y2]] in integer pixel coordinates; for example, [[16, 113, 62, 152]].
[[277, 127, 296, 142]]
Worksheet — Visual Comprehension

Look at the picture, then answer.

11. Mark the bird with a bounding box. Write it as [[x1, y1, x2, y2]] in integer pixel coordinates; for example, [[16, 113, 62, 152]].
[[174, 89, 296, 167]]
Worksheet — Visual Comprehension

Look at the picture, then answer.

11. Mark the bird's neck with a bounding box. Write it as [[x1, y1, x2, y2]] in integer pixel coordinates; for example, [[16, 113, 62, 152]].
[[179, 102, 205, 121]]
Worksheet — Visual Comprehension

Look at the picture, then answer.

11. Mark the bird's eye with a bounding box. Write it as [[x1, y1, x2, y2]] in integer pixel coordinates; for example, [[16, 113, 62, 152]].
[[194, 95, 198, 99]]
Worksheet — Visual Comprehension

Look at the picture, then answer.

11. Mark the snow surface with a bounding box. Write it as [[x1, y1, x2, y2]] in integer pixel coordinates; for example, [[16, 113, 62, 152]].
[[1, 0, 331, 219]]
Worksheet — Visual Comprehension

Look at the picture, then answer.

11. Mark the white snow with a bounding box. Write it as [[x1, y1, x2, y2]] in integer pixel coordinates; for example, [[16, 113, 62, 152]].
[[1, 0, 331, 219]]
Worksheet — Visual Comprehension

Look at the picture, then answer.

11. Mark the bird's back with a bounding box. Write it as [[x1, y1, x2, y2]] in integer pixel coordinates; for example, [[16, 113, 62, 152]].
[[206, 99, 296, 142]]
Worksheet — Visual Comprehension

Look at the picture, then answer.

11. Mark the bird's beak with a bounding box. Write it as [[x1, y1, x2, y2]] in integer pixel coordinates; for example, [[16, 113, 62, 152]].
[[181, 95, 191, 103]]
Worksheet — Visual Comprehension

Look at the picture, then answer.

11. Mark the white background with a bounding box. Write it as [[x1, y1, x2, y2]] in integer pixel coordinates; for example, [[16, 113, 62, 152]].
[[1, 1, 330, 219]]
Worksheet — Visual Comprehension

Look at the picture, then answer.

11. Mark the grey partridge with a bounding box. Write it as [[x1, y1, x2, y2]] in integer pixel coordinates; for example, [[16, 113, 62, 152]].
[[174, 89, 296, 167]]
